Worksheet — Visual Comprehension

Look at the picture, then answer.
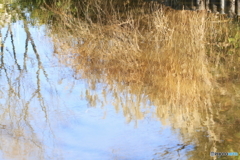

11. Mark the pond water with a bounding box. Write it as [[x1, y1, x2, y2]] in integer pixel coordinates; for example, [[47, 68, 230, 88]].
[[0, 1, 239, 160], [0, 8, 193, 160]]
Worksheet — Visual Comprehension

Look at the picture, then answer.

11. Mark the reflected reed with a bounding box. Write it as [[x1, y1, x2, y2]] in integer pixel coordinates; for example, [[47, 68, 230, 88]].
[[46, 1, 240, 159]]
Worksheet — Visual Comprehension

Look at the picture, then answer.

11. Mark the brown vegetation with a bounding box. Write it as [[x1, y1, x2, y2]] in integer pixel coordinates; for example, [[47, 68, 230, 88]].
[[45, 0, 240, 110], [46, 1, 240, 156], [49, 2, 217, 107]]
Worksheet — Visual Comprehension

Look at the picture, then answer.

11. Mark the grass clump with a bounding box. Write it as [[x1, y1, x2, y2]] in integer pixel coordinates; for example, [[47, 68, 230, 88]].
[[49, 1, 218, 108]]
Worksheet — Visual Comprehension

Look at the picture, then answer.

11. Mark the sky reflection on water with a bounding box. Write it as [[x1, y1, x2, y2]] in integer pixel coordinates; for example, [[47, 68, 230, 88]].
[[0, 19, 192, 160]]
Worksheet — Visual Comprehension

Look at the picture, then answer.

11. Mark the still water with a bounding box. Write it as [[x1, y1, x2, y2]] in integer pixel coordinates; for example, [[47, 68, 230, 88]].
[[0, 1, 239, 160], [0, 11, 194, 160]]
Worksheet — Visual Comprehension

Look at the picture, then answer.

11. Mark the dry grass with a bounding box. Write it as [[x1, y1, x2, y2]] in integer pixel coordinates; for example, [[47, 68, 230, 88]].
[[46, 1, 240, 120], [47, 1, 240, 151], [51, 2, 216, 108]]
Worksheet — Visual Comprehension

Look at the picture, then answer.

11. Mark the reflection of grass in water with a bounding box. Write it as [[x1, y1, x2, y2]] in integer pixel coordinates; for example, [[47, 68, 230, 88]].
[[50, 4, 213, 130], [45, 1, 240, 159], [47, 1, 240, 121], [53, 4, 214, 107]]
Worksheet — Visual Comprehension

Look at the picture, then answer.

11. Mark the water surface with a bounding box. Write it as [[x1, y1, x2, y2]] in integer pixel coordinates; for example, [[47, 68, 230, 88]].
[[0, 1, 239, 160]]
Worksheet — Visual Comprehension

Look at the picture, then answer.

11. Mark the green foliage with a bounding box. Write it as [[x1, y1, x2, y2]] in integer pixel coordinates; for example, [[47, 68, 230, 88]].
[[228, 32, 240, 49]]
